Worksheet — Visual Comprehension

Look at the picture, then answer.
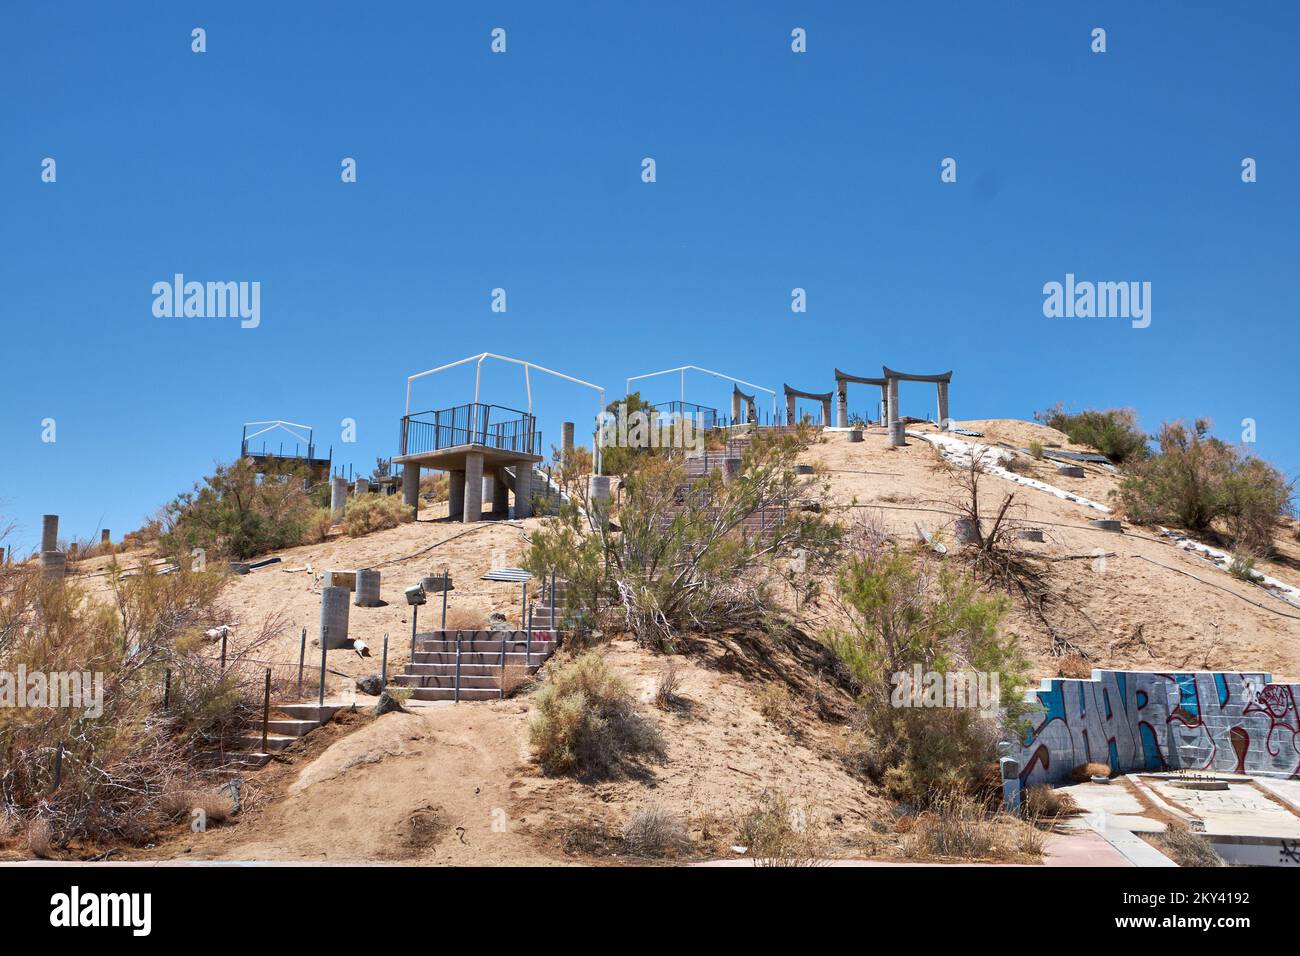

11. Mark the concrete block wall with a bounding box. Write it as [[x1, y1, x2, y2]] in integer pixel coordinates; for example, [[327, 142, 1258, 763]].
[[1013, 669, 1299, 786]]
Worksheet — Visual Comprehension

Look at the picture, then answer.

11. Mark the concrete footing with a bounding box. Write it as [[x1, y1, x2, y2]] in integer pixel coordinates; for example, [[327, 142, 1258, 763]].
[[40, 550, 66, 580], [354, 569, 382, 607], [101, 529, 111, 544], [588, 475, 611, 505], [320, 586, 351, 648], [1056, 464, 1086, 478], [354, 477, 370, 496], [847, 429, 863, 443], [1090, 519, 1124, 533]]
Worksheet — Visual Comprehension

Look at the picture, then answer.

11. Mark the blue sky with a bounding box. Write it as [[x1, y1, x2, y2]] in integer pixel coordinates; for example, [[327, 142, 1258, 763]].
[[2, 1, 1297, 555]]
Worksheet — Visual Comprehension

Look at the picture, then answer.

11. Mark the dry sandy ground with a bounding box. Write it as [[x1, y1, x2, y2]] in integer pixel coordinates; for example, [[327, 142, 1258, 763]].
[[799, 420, 1300, 681]]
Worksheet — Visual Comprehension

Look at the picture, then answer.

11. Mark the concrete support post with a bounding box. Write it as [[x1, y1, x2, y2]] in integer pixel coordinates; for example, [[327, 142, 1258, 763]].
[[785, 394, 797, 425], [730, 391, 742, 424], [330, 477, 348, 521], [354, 477, 370, 496], [937, 381, 950, 428], [402, 462, 420, 517], [820, 397, 832, 426], [588, 475, 611, 506], [481, 473, 495, 513], [463, 452, 484, 523], [515, 467, 533, 519], [101, 529, 111, 545], [492, 469, 510, 516], [320, 586, 350, 648], [448, 470, 466, 519], [887, 377, 905, 446], [41, 515, 58, 553], [562, 422, 574, 462], [40, 551, 66, 580], [999, 757, 1022, 813], [354, 569, 382, 607], [746, 398, 757, 424], [879, 384, 889, 425], [835, 383, 848, 428]]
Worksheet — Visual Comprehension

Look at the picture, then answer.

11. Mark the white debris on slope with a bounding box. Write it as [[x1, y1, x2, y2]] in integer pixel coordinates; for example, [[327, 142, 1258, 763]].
[[908, 431, 1112, 513], [1157, 528, 1300, 609]]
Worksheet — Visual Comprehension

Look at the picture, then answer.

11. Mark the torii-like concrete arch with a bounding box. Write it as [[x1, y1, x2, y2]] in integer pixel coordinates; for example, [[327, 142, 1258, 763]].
[[730, 385, 758, 424], [833, 369, 889, 428], [784, 385, 833, 426], [882, 366, 953, 446]]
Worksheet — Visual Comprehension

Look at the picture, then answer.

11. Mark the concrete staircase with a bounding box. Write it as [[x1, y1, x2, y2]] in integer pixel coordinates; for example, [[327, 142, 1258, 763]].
[[216, 702, 344, 768], [392, 578, 569, 702]]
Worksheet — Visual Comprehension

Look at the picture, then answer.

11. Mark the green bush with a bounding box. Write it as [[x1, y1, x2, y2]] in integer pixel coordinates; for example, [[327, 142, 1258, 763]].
[[1036, 404, 1149, 464], [529, 653, 663, 779], [341, 493, 414, 537], [1117, 419, 1293, 554]]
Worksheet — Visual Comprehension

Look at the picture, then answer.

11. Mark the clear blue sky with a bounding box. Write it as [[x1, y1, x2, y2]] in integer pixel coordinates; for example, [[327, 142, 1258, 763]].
[[2, 1, 1297, 555]]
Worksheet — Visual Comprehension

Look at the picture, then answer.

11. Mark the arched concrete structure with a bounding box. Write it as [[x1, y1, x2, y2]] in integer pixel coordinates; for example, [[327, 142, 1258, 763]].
[[833, 368, 889, 427], [783, 385, 833, 426], [882, 366, 953, 446], [730, 385, 758, 424]]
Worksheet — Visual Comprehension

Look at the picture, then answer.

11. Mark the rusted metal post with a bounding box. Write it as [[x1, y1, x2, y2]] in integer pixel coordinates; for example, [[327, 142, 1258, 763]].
[[319, 624, 328, 706], [261, 669, 271, 753], [220, 633, 227, 671], [381, 634, 389, 690], [297, 626, 306, 698], [441, 571, 448, 629]]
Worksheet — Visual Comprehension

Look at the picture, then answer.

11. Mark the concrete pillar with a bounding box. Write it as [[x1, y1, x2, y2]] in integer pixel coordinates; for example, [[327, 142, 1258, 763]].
[[745, 398, 757, 424], [1000, 757, 1021, 812], [562, 422, 575, 462], [40, 550, 66, 580], [493, 469, 510, 516], [402, 462, 419, 517], [588, 475, 611, 505], [101, 529, 111, 545], [937, 381, 950, 427], [481, 472, 495, 512], [41, 515, 58, 553], [515, 467, 533, 518], [354, 477, 370, 496], [731, 391, 742, 424], [354, 568, 382, 607], [879, 384, 889, 425], [785, 394, 797, 425], [330, 476, 348, 521], [320, 585, 351, 648], [886, 378, 904, 445], [463, 452, 484, 523], [820, 397, 832, 426], [449, 470, 466, 519], [835, 382, 848, 428]]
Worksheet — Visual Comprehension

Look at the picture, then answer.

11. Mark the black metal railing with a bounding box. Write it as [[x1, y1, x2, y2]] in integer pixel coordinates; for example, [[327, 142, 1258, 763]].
[[400, 402, 541, 457], [650, 401, 718, 431]]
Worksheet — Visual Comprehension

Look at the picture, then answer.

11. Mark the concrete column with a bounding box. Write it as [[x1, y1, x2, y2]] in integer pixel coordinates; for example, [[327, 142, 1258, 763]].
[[879, 384, 889, 425], [354, 477, 370, 496], [481, 473, 495, 513], [887, 377, 904, 446], [588, 475, 611, 505], [41, 515, 58, 553], [330, 476, 348, 521], [101, 529, 111, 545], [40, 550, 66, 580], [493, 468, 510, 516], [785, 394, 797, 425], [354, 568, 382, 607], [835, 382, 848, 428], [562, 422, 575, 462], [515, 467, 533, 518], [320, 586, 351, 648], [448, 470, 466, 519], [745, 398, 757, 424], [402, 462, 420, 517], [731, 391, 742, 423], [463, 452, 484, 523], [937, 381, 950, 427], [820, 397, 832, 426]]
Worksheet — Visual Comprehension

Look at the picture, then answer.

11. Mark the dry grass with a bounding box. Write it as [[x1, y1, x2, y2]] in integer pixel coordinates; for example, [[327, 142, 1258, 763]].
[[755, 681, 797, 733], [902, 792, 1044, 862], [158, 787, 233, 825], [442, 608, 486, 631], [1150, 822, 1225, 867], [25, 818, 52, 858], [1022, 784, 1080, 819], [654, 658, 682, 709], [342, 494, 415, 537], [623, 805, 689, 858], [1070, 761, 1113, 782], [733, 790, 825, 867]]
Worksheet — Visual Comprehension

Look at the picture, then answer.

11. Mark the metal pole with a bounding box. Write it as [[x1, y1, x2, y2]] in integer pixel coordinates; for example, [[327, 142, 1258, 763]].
[[520, 580, 526, 625], [163, 669, 171, 710], [297, 626, 306, 698], [526, 607, 533, 663], [319, 624, 327, 706], [220, 633, 227, 671], [381, 634, 389, 691], [499, 629, 506, 700], [550, 571, 556, 640], [410, 603, 418, 670], [261, 669, 271, 753], [51, 742, 64, 794], [454, 631, 462, 704], [441, 571, 448, 629]]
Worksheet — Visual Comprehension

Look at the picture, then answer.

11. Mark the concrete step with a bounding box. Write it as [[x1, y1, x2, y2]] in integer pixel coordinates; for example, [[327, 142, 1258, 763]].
[[266, 718, 319, 737], [275, 703, 342, 723], [237, 733, 298, 752], [404, 662, 541, 677], [199, 750, 271, 768], [418, 638, 555, 653], [394, 673, 507, 690], [412, 650, 551, 666], [404, 686, 502, 702]]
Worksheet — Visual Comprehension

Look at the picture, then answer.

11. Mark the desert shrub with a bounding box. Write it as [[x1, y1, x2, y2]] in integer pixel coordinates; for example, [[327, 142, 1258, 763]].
[[1070, 762, 1112, 782], [733, 790, 824, 867], [1151, 822, 1224, 867], [1036, 404, 1149, 464], [1229, 552, 1260, 583], [158, 787, 232, 824], [342, 493, 414, 537], [161, 458, 320, 560], [529, 652, 663, 779], [419, 472, 449, 503], [1117, 419, 1293, 554], [0, 558, 273, 851], [623, 805, 689, 857], [1027, 440, 1044, 460], [1022, 784, 1079, 819], [303, 507, 335, 544], [823, 541, 1027, 806], [654, 658, 682, 709], [525, 426, 842, 647], [755, 682, 796, 732], [903, 791, 1043, 861]]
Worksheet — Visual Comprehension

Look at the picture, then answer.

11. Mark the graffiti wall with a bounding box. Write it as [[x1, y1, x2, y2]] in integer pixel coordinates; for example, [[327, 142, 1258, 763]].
[[1014, 670, 1300, 786]]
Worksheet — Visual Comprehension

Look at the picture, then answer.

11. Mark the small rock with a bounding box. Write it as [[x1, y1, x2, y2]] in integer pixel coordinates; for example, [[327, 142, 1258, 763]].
[[356, 674, 383, 696], [374, 691, 406, 715], [487, 612, 511, 633]]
